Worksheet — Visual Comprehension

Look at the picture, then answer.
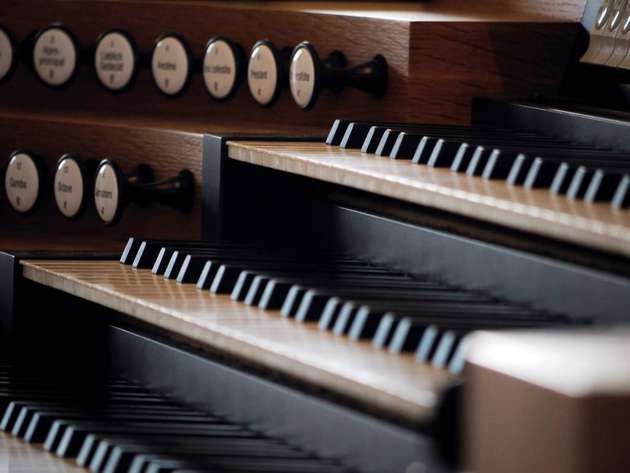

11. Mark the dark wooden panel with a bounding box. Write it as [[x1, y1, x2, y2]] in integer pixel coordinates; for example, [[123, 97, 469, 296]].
[[0, 1, 410, 126], [0, 1, 579, 126], [408, 21, 580, 123], [0, 112, 204, 248]]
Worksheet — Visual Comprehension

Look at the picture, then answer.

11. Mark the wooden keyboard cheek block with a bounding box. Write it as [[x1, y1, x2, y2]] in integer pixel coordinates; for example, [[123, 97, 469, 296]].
[[464, 331, 630, 473]]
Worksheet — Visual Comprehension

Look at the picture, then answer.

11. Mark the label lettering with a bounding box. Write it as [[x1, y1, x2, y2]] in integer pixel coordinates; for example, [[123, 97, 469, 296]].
[[204, 65, 231, 74], [9, 177, 26, 189], [250, 69, 267, 79], [57, 182, 72, 193], [293, 71, 310, 82], [158, 61, 176, 71], [95, 189, 112, 199]]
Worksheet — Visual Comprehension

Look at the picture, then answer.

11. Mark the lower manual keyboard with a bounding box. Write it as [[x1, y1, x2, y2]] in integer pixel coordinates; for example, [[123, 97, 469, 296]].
[[20, 239, 586, 424], [0, 361, 351, 473]]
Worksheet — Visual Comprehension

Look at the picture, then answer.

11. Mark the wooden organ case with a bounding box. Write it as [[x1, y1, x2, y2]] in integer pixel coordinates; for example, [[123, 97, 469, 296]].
[[2, 1, 630, 473]]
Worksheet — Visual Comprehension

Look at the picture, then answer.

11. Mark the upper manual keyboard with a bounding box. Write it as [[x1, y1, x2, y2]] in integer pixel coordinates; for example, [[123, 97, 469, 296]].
[[228, 119, 630, 257]]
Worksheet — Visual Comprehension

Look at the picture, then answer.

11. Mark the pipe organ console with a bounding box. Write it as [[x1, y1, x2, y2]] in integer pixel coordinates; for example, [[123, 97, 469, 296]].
[[3, 1, 630, 473]]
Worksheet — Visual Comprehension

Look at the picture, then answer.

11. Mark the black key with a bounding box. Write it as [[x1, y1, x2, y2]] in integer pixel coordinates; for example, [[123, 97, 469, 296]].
[[465, 146, 493, 176], [550, 163, 576, 195], [449, 143, 475, 172], [426, 140, 463, 167], [295, 291, 337, 322], [372, 314, 400, 349], [389, 132, 425, 160], [332, 302, 360, 335], [339, 122, 373, 149], [348, 306, 386, 340], [506, 154, 532, 186], [524, 158, 561, 189], [325, 119, 350, 146], [244, 275, 273, 306], [612, 175, 630, 208], [120, 238, 140, 265], [411, 136, 441, 164], [132, 241, 164, 269], [584, 170, 625, 203], [258, 280, 295, 310], [361, 126, 389, 154], [318, 297, 346, 331], [481, 150, 520, 180], [431, 330, 460, 368], [375, 129, 400, 156], [566, 166, 593, 199], [415, 325, 441, 362], [281, 286, 308, 317]]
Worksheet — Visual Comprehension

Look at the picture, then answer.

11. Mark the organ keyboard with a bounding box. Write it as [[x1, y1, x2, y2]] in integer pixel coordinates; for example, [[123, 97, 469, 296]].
[[3, 1, 630, 473]]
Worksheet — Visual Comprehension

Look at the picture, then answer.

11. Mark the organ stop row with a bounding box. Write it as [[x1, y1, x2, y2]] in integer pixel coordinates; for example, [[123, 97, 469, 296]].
[[2, 2, 630, 473], [0, 24, 386, 107]]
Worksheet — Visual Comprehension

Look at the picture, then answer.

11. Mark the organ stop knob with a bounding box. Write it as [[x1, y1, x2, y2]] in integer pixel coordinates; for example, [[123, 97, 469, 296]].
[[151, 34, 192, 96], [4, 150, 47, 214], [32, 25, 80, 88], [53, 154, 95, 219], [94, 160, 194, 225], [94, 29, 138, 92], [203, 36, 245, 101], [247, 40, 290, 107], [289, 41, 388, 109]]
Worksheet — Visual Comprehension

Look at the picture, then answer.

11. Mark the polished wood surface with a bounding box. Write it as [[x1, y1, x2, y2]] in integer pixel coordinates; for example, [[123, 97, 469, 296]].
[[465, 329, 630, 473], [228, 141, 630, 258], [20, 259, 455, 424], [0, 110, 204, 246], [0, 1, 579, 125], [0, 433, 86, 473], [199, 1, 587, 22]]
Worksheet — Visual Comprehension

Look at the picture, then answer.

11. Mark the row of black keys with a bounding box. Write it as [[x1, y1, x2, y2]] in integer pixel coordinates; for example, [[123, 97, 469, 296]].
[[120, 238, 577, 375], [0, 363, 350, 473], [326, 119, 630, 207]]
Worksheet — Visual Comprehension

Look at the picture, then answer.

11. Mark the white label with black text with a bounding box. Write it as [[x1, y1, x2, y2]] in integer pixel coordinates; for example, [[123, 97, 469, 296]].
[[5, 153, 40, 213], [54, 158, 84, 218], [289, 47, 316, 108], [95, 32, 135, 91], [203, 39, 237, 99], [247, 44, 278, 105], [94, 163, 120, 223], [151, 36, 189, 95], [33, 28, 77, 86]]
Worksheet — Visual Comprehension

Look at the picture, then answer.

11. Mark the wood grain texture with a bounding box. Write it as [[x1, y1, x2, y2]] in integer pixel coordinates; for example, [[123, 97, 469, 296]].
[[0, 111, 205, 248], [408, 21, 579, 123], [227, 141, 630, 258], [0, 0, 579, 126], [20, 259, 455, 423], [465, 330, 630, 473], [0, 109, 325, 252], [185, 1, 587, 22]]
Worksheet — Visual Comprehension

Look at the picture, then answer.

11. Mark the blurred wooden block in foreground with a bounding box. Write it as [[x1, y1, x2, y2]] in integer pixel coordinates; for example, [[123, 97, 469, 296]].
[[465, 329, 630, 473]]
